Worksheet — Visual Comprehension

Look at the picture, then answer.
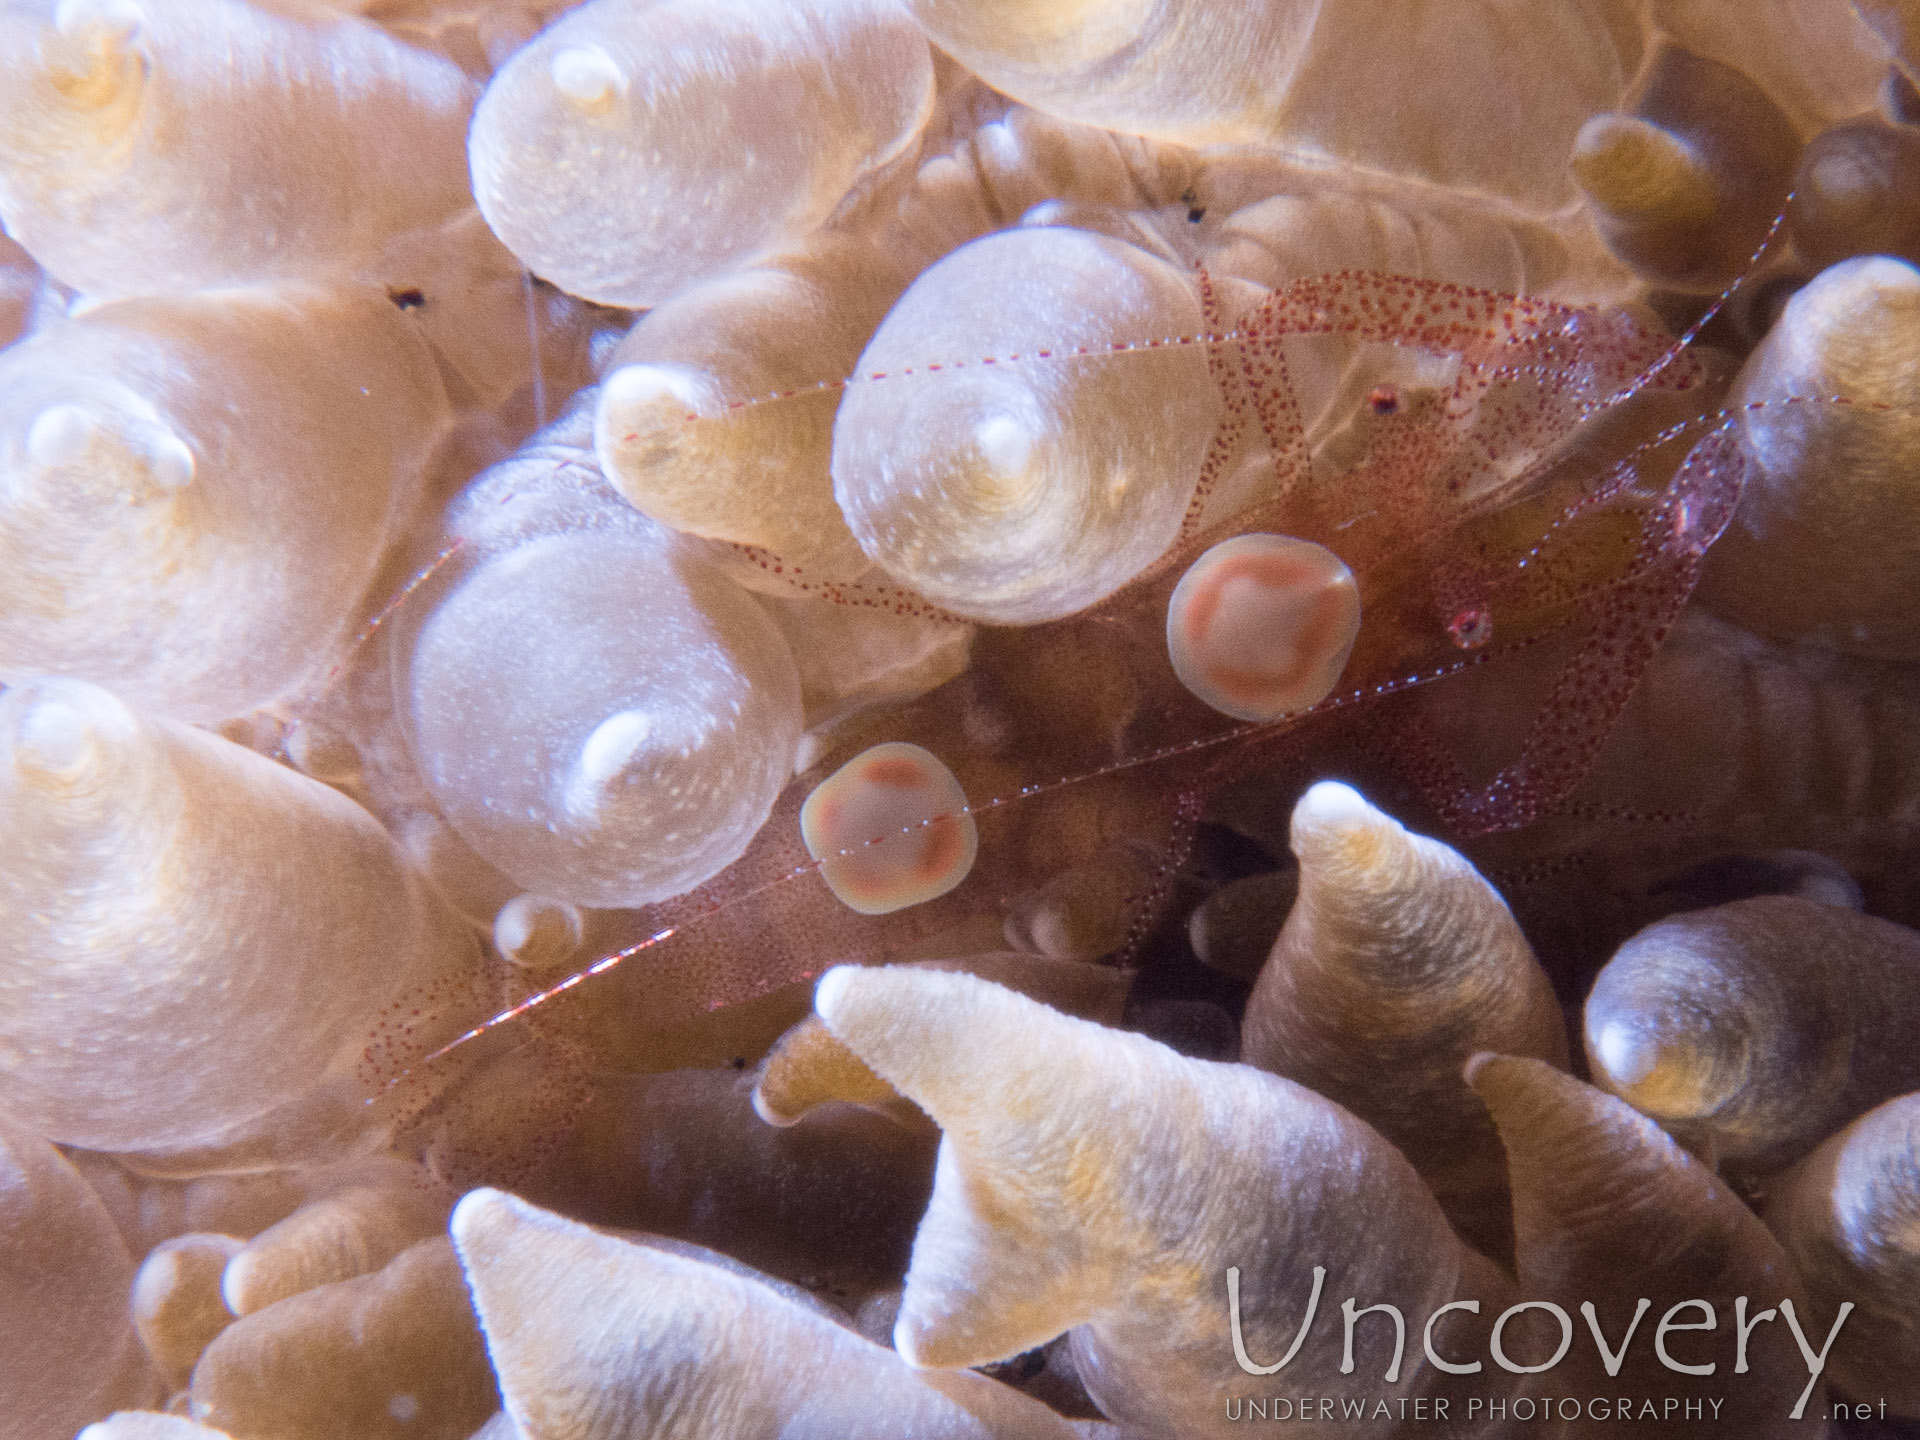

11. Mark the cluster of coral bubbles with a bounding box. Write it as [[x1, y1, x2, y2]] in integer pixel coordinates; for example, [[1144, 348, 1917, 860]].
[[2, 0, 1920, 1436]]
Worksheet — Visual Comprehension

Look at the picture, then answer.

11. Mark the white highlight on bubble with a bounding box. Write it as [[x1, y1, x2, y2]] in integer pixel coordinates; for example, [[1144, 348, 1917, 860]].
[[549, 45, 626, 111], [1592, 1019, 1656, 1087], [565, 709, 654, 822], [146, 429, 196, 490], [53, 0, 144, 42], [13, 695, 95, 777], [25, 404, 97, 469]]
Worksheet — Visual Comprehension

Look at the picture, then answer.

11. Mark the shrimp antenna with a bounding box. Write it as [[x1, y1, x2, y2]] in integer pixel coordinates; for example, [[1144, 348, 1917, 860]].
[[1605, 194, 1795, 407]]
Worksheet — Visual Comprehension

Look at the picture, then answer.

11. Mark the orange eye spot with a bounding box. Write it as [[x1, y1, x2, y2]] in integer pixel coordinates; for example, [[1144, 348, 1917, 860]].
[[1166, 533, 1362, 722], [800, 741, 978, 915]]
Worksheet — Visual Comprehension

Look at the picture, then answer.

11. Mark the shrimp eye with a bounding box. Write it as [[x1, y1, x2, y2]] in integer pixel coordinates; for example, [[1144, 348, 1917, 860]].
[[1368, 385, 1400, 415]]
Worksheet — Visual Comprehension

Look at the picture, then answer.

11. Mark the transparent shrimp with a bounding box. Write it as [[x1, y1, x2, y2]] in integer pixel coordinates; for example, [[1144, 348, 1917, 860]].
[[348, 232, 1778, 1173]]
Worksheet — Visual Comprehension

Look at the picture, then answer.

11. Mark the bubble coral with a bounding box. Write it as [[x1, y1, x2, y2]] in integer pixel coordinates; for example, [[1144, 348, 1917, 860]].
[[0, 284, 450, 719], [1569, 40, 1799, 292], [893, 0, 1645, 214], [1242, 781, 1568, 1256], [451, 1187, 1082, 1440], [1700, 255, 1920, 660], [1788, 116, 1920, 271], [812, 965, 1515, 1437], [467, 0, 935, 307], [1467, 1055, 1828, 1430], [402, 399, 806, 908], [0, 677, 472, 1155], [1583, 895, 1920, 1175], [79, 1416, 230, 1440], [0, 1111, 157, 1430], [8, 2, 1920, 1436], [831, 225, 1219, 622], [129, 1232, 242, 1387], [1762, 1091, 1920, 1416], [594, 235, 907, 583], [0, 0, 476, 296], [189, 1235, 499, 1440]]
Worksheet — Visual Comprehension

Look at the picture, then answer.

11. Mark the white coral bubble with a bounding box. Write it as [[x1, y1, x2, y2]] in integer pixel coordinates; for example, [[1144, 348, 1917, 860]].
[[831, 226, 1219, 623], [468, 0, 934, 307]]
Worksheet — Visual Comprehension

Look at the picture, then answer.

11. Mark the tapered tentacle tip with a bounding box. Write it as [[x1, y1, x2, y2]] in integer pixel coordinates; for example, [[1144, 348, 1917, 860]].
[[596, 362, 707, 447], [1246, 781, 1562, 1260], [811, 963, 957, 1065], [453, 1185, 1084, 1438], [1570, 114, 1716, 225], [1568, 42, 1797, 292], [1285, 779, 1407, 874], [812, 963, 860, 1030], [447, 1186, 517, 1264], [1583, 1005, 1746, 1123], [548, 44, 626, 113], [813, 963, 1509, 1430], [769, 955, 1133, 1126], [450, 1188, 703, 1423], [2, 678, 133, 786], [1460, 1050, 1500, 1088], [1291, 778, 1380, 834]]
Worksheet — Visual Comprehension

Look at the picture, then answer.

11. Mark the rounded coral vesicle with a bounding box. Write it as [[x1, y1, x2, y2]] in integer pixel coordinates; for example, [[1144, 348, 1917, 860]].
[[0, 0, 476, 297], [1569, 41, 1799, 292], [896, 0, 1642, 215], [0, 675, 470, 1155], [0, 284, 449, 721], [830, 225, 1219, 623], [591, 234, 906, 582], [1583, 895, 1920, 1174], [400, 394, 807, 913], [1789, 117, 1920, 272], [1700, 254, 1920, 660], [466, 0, 934, 308], [406, 523, 806, 910]]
